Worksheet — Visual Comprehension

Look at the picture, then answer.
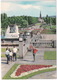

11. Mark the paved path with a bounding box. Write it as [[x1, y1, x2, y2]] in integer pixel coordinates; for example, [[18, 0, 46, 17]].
[[16, 50, 56, 65], [1, 58, 15, 78], [1, 49, 56, 78], [29, 71, 57, 79]]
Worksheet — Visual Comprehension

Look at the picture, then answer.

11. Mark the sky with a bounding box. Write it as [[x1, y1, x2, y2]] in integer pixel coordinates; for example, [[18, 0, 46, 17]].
[[1, 0, 56, 17]]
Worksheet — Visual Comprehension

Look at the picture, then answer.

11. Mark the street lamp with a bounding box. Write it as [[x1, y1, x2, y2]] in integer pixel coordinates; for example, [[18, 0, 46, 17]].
[[50, 17, 52, 29], [27, 16, 28, 28]]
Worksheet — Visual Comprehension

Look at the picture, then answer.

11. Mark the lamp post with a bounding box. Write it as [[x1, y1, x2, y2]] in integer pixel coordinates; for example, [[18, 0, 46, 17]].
[[27, 16, 28, 29], [19, 37, 23, 58], [50, 17, 52, 29]]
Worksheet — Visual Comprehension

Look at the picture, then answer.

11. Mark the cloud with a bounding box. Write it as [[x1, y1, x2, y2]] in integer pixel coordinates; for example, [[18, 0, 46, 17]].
[[1, 2, 41, 12], [19, 1, 38, 5], [1, 0, 56, 17], [1, 0, 56, 1], [35, 0, 56, 7]]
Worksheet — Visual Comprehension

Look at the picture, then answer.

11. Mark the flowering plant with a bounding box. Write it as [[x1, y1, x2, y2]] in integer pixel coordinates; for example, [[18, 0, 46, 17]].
[[15, 65, 52, 76]]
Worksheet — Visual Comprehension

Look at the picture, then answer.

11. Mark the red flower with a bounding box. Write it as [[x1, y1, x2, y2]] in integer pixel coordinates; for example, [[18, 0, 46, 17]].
[[15, 65, 52, 76]]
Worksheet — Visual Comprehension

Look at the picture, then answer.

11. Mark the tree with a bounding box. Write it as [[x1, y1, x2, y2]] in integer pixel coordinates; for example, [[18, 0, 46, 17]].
[[1, 13, 7, 21], [20, 20, 28, 28]]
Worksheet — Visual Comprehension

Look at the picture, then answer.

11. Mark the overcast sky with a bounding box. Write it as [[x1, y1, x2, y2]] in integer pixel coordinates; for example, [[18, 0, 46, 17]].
[[1, 0, 56, 17]]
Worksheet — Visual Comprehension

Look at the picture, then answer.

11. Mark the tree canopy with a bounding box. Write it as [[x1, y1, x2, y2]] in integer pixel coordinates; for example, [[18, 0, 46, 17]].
[[1, 13, 38, 29]]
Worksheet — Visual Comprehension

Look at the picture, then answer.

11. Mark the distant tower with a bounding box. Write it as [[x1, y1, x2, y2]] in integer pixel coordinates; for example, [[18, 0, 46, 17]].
[[40, 11, 41, 18], [38, 11, 45, 23]]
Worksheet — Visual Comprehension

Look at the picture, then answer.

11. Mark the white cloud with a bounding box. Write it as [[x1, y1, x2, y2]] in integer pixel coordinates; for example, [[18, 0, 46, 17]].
[[1, 2, 41, 13], [1, 0, 56, 1], [1, 1, 56, 17], [1, 2, 11, 12], [43, 0, 56, 5]]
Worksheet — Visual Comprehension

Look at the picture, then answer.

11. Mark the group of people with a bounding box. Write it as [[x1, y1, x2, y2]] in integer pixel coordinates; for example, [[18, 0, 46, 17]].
[[5, 45, 38, 64], [5, 46, 17, 64]]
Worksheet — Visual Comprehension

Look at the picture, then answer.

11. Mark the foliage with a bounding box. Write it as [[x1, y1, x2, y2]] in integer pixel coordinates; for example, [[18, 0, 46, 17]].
[[43, 16, 56, 25], [42, 25, 56, 29], [35, 23, 42, 26], [44, 51, 56, 60], [1, 13, 38, 28], [28, 16, 38, 25], [3, 64, 56, 79], [41, 29, 56, 34], [1, 13, 7, 21], [20, 19, 28, 28]]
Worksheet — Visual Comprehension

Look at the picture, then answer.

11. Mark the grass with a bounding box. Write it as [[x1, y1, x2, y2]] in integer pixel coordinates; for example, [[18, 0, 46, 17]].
[[1, 54, 6, 57], [3, 64, 56, 79], [1, 48, 6, 57], [3, 64, 19, 79], [1, 48, 13, 52], [42, 25, 56, 29], [1, 48, 12, 57], [35, 23, 42, 26], [1, 48, 19, 57], [44, 51, 56, 60], [41, 29, 56, 34], [1, 48, 6, 52], [50, 25, 56, 29]]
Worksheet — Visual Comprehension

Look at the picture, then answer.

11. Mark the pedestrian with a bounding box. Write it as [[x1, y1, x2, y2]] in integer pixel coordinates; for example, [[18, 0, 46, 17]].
[[9, 49, 13, 61], [32, 48, 38, 61], [29, 44, 33, 52], [13, 46, 17, 61], [5, 48, 10, 64]]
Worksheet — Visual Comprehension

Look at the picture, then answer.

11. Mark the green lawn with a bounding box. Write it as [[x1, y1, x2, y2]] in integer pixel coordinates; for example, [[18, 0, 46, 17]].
[[3, 64, 56, 79], [44, 51, 56, 60], [42, 25, 56, 29], [1, 48, 13, 52], [1, 48, 12, 57], [1, 48, 6, 52], [35, 23, 42, 26], [1, 54, 6, 57], [1, 48, 19, 57], [50, 25, 56, 29], [41, 29, 56, 34]]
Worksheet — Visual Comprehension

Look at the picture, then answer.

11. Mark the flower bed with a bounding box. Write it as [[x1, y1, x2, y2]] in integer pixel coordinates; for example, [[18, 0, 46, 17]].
[[15, 65, 52, 76], [11, 65, 54, 78]]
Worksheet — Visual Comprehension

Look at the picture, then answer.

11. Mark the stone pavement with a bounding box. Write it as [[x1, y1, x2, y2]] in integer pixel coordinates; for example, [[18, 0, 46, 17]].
[[29, 71, 57, 79], [1, 58, 15, 78], [1, 48, 56, 79], [16, 49, 56, 65]]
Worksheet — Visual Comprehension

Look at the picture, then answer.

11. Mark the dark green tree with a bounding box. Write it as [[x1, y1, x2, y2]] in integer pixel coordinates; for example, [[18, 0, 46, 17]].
[[20, 20, 28, 28]]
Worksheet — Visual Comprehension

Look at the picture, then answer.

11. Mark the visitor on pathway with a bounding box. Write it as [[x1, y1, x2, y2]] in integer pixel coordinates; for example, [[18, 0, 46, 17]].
[[13, 46, 17, 61], [5, 48, 10, 64], [9, 49, 13, 61], [33, 48, 38, 61], [29, 44, 38, 61]]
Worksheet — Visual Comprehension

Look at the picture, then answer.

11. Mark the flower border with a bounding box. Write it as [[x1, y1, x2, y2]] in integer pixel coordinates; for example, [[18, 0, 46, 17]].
[[10, 65, 57, 78]]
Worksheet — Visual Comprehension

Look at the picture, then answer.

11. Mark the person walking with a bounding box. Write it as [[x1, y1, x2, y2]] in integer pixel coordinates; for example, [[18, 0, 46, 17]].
[[9, 49, 13, 61], [5, 48, 10, 64], [33, 48, 38, 61], [13, 46, 17, 61]]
